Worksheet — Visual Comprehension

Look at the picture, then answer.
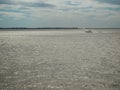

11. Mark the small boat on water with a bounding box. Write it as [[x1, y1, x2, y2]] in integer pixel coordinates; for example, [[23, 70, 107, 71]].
[[85, 29, 92, 33]]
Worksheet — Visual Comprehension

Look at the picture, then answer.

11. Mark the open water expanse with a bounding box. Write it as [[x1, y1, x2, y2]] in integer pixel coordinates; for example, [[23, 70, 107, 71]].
[[0, 29, 120, 90]]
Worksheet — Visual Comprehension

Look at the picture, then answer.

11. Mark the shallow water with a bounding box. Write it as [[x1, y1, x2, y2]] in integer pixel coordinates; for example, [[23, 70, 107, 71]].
[[0, 29, 120, 90]]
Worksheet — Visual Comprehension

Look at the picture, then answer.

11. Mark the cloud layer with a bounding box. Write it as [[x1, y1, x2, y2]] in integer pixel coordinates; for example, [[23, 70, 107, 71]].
[[95, 0, 120, 5], [0, 0, 120, 28]]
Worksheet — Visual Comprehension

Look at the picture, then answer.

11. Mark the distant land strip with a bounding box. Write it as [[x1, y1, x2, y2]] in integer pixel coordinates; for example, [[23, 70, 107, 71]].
[[0, 27, 120, 30], [0, 27, 79, 29]]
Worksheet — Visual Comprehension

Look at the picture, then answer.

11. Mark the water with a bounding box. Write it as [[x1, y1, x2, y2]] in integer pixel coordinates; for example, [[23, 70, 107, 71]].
[[0, 29, 120, 90]]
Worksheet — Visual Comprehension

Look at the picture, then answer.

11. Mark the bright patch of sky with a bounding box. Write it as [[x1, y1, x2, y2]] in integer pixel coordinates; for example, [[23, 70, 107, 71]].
[[0, 0, 120, 28]]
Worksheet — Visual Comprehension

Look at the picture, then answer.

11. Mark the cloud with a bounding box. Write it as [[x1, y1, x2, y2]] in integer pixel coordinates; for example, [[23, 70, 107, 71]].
[[103, 7, 120, 11], [0, 0, 55, 8], [0, 0, 120, 28], [21, 2, 55, 8], [65, 1, 81, 6], [0, 12, 26, 19], [95, 0, 120, 5], [0, 0, 14, 4]]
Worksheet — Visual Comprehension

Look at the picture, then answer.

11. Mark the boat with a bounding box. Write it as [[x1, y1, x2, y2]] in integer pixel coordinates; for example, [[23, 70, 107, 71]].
[[85, 29, 92, 33]]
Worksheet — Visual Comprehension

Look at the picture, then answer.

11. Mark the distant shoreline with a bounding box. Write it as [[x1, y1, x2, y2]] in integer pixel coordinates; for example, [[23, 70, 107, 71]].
[[0, 28, 120, 29]]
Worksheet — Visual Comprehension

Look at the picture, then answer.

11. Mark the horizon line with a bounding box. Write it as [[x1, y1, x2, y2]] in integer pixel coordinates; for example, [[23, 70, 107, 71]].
[[0, 27, 120, 29]]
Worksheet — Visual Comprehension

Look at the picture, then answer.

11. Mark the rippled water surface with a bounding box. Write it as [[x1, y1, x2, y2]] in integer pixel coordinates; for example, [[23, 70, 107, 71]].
[[0, 29, 120, 90]]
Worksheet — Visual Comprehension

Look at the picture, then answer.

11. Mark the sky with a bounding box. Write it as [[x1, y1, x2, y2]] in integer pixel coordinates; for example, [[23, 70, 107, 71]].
[[0, 0, 120, 28]]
